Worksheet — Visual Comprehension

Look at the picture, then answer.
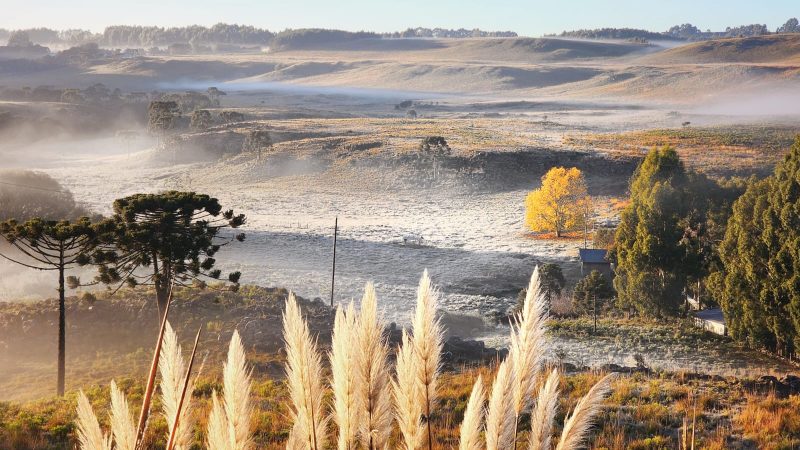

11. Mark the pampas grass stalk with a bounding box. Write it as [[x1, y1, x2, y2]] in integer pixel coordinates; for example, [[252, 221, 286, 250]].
[[393, 329, 424, 450], [485, 359, 516, 450], [411, 270, 444, 450], [76, 391, 111, 450], [205, 329, 253, 450], [555, 373, 615, 450], [134, 285, 174, 449], [509, 266, 549, 448], [528, 369, 560, 450], [223, 330, 253, 450], [160, 322, 197, 450], [355, 283, 393, 450], [283, 293, 327, 450], [207, 391, 228, 450], [331, 302, 360, 450], [166, 327, 202, 450], [110, 380, 137, 450], [458, 375, 486, 450]]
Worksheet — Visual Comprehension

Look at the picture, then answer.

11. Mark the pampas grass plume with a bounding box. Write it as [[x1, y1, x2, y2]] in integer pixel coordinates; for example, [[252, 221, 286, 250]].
[[458, 375, 486, 450], [110, 380, 136, 450], [283, 292, 327, 450], [555, 373, 615, 450], [356, 283, 393, 450], [76, 391, 111, 450], [331, 301, 360, 450], [485, 359, 516, 450]]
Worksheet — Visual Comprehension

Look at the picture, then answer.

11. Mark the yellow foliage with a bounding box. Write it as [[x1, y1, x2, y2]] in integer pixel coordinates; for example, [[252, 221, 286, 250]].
[[524, 167, 590, 237]]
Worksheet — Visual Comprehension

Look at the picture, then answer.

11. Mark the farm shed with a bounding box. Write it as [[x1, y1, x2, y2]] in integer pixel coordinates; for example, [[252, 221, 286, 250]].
[[693, 308, 727, 336], [578, 248, 613, 281]]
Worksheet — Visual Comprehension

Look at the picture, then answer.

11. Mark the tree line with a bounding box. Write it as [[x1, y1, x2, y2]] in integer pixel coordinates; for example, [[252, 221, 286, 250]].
[[0, 190, 246, 396], [2, 24, 520, 50], [555, 17, 800, 41]]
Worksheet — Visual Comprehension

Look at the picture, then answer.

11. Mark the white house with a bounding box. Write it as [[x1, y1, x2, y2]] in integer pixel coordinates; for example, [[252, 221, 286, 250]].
[[693, 308, 727, 336]]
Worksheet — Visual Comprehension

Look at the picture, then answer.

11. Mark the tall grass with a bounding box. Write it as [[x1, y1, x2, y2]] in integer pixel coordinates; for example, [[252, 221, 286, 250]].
[[394, 329, 424, 450], [555, 373, 615, 450], [458, 375, 486, 450], [355, 283, 393, 450], [410, 270, 444, 450], [486, 359, 516, 450], [528, 369, 560, 450], [283, 292, 327, 450], [76, 391, 111, 450], [205, 329, 253, 450], [331, 302, 359, 450], [159, 322, 195, 450], [509, 266, 549, 448], [109, 380, 136, 450]]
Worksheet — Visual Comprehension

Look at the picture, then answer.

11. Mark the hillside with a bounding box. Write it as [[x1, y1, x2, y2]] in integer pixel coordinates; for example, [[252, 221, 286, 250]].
[[641, 33, 800, 64]]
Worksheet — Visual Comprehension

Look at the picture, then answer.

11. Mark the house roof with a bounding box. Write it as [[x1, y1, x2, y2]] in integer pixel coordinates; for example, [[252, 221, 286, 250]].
[[579, 248, 608, 264], [694, 308, 725, 325]]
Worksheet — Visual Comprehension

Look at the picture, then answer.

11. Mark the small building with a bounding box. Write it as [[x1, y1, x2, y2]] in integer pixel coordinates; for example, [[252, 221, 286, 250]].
[[578, 248, 613, 281], [693, 308, 727, 336]]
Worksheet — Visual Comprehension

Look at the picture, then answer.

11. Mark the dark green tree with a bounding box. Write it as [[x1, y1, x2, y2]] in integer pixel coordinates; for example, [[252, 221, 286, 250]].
[[540, 263, 566, 303], [572, 270, 615, 315], [613, 146, 700, 317], [0, 217, 99, 396], [94, 191, 246, 318], [711, 139, 800, 357]]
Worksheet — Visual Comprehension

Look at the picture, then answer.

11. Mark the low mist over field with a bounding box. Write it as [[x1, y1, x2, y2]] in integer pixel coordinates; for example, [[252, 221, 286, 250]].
[[2, 3, 800, 448]]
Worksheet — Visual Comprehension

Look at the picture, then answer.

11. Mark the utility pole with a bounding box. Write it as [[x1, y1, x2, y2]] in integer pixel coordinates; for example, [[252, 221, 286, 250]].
[[330, 216, 338, 307], [593, 292, 597, 334]]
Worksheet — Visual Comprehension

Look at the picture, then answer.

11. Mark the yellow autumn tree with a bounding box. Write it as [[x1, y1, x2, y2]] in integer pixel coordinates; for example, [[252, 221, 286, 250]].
[[525, 167, 590, 237]]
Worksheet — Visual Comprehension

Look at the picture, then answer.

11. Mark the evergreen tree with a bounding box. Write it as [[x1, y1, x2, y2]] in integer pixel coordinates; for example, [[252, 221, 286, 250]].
[[615, 147, 747, 319], [572, 270, 615, 316], [0, 217, 99, 396], [711, 139, 800, 356], [94, 191, 246, 318]]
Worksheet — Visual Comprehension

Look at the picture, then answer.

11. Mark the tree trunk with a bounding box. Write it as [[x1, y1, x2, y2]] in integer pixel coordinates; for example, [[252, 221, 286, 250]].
[[155, 280, 170, 320], [57, 260, 65, 397]]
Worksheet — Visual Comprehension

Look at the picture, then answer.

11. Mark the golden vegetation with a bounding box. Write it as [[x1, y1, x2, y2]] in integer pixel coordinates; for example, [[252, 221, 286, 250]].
[[525, 167, 590, 237]]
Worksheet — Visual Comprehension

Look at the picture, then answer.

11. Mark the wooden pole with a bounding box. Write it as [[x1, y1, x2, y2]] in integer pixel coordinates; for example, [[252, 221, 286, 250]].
[[593, 292, 597, 334], [330, 216, 338, 307]]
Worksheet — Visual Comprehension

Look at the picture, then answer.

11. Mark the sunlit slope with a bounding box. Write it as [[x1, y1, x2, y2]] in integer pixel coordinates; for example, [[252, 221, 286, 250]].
[[640, 34, 800, 65]]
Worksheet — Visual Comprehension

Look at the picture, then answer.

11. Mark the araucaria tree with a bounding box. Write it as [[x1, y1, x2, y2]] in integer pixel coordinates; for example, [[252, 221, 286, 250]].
[[95, 191, 246, 317], [525, 167, 589, 237], [0, 217, 98, 396], [711, 138, 800, 357]]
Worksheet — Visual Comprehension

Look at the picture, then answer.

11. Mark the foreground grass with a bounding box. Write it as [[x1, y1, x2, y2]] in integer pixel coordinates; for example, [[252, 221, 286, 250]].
[[2, 364, 798, 449]]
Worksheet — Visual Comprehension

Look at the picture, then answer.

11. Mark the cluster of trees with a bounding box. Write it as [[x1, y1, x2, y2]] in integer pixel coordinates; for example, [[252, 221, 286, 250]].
[[612, 147, 742, 317], [556, 28, 671, 41], [557, 18, 800, 42], [381, 27, 517, 38], [708, 139, 800, 357], [102, 24, 275, 47], [603, 140, 800, 358], [270, 29, 378, 50], [0, 27, 99, 46], [0, 190, 246, 396]]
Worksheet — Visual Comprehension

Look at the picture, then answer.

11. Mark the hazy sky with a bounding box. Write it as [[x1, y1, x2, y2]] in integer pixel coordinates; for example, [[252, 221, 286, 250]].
[[2, 0, 798, 35]]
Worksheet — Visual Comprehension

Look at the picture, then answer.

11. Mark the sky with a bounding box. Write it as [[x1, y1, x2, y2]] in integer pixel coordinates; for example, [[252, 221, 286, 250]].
[[1, 0, 798, 35]]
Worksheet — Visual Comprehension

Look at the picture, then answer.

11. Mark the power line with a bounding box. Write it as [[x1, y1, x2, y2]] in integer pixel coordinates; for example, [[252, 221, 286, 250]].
[[0, 180, 73, 195]]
